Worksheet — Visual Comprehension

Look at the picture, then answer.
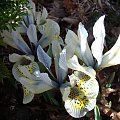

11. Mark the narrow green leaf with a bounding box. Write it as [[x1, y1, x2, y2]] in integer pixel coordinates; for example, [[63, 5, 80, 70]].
[[108, 101, 112, 108], [94, 105, 101, 120], [106, 72, 115, 88]]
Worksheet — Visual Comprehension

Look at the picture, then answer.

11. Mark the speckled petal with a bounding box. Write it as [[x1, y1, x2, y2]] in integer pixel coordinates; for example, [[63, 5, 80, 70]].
[[19, 77, 54, 94], [23, 86, 34, 104]]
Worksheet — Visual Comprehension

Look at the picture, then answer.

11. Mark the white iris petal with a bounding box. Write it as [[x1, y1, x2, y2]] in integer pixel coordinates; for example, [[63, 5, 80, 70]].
[[78, 23, 94, 67], [100, 35, 120, 68], [91, 15, 105, 66], [67, 55, 96, 78]]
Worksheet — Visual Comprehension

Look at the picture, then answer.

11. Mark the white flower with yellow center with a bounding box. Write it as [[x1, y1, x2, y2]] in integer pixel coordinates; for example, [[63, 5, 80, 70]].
[[60, 70, 99, 118], [59, 15, 120, 118]]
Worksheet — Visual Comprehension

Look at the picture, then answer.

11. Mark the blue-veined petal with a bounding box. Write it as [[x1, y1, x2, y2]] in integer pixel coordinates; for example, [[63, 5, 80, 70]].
[[23, 86, 34, 104], [91, 15, 105, 66], [38, 19, 60, 48], [1, 30, 19, 50], [37, 45, 51, 69], [86, 99, 96, 111], [27, 24, 37, 45], [27, 0, 35, 25], [19, 74, 58, 94], [16, 21, 27, 33], [27, 11, 34, 25], [64, 99, 88, 118], [52, 41, 68, 83], [99, 35, 120, 69], [12, 60, 58, 91], [59, 49, 68, 71], [78, 23, 94, 66], [12, 61, 58, 94], [12, 30, 32, 54], [28, 0, 36, 16], [35, 73, 58, 87], [52, 41, 67, 83], [67, 55, 96, 78]]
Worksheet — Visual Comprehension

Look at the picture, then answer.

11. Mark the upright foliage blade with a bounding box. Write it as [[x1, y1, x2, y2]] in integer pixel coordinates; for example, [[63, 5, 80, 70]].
[[94, 105, 101, 120]]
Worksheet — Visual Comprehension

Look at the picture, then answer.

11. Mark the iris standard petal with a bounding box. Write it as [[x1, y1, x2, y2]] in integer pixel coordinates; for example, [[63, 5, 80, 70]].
[[12, 30, 32, 54], [52, 41, 67, 83], [65, 30, 82, 60], [99, 35, 120, 69], [59, 49, 68, 71], [78, 23, 94, 67], [38, 19, 60, 48], [2, 30, 19, 50], [91, 15, 105, 66], [27, 24, 38, 45], [65, 43, 76, 60], [37, 45, 52, 69], [39, 7, 48, 25], [65, 30, 79, 45]]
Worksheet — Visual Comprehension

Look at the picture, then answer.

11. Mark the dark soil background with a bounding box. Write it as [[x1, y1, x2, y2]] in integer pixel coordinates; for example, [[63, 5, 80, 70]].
[[0, 0, 120, 120]]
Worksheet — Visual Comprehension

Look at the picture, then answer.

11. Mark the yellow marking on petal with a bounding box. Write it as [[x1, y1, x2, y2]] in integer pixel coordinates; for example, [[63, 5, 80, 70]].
[[77, 75, 90, 88], [23, 87, 31, 96], [54, 33, 59, 40], [74, 96, 89, 108], [17, 66, 24, 76], [68, 88, 89, 109], [25, 65, 32, 74]]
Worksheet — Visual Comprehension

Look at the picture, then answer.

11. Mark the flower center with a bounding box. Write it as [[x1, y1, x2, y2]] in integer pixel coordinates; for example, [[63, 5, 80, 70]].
[[68, 87, 89, 109], [77, 75, 90, 88]]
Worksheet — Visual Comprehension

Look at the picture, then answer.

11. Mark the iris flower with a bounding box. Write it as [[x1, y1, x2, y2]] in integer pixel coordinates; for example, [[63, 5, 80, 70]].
[[9, 41, 66, 104], [59, 15, 120, 118], [64, 15, 120, 70], [9, 53, 58, 104]]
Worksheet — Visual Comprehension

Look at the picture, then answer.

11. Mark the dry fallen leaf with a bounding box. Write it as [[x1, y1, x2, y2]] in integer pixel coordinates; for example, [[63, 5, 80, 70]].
[[111, 112, 120, 120]]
